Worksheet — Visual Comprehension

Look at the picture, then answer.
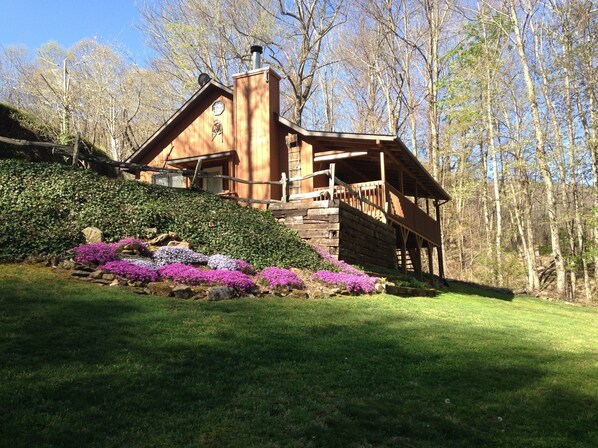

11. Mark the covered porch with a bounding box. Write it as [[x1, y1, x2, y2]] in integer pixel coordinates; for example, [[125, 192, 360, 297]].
[[279, 117, 450, 282]]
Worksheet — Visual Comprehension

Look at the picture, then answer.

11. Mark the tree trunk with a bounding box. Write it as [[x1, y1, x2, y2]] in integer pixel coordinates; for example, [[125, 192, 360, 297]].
[[509, 0, 566, 297]]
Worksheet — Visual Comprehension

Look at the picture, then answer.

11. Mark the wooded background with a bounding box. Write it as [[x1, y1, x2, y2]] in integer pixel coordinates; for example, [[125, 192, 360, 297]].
[[0, 0, 595, 301]]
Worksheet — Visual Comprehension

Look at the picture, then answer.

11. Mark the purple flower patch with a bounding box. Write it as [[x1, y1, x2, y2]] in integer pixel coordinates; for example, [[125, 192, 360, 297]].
[[311, 270, 377, 294], [100, 260, 159, 283], [236, 259, 255, 275], [158, 264, 256, 293], [158, 263, 204, 284], [74, 242, 119, 265], [258, 267, 304, 290], [207, 254, 238, 271], [153, 246, 208, 266], [121, 258, 158, 271], [312, 244, 365, 275], [200, 270, 256, 293]]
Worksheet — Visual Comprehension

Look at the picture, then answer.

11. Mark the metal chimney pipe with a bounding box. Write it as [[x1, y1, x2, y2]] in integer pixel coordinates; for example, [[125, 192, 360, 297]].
[[250, 45, 263, 70]]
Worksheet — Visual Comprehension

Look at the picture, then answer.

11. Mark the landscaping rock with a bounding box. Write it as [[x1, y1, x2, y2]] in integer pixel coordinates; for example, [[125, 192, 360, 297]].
[[131, 287, 148, 295], [207, 286, 236, 301], [74, 263, 94, 272], [167, 240, 190, 249], [90, 270, 104, 279], [290, 289, 309, 299], [71, 270, 90, 278], [82, 226, 103, 243], [146, 282, 172, 297], [60, 260, 75, 270], [172, 285, 194, 299], [148, 231, 180, 246], [102, 274, 115, 281], [191, 287, 209, 300], [91, 279, 112, 285], [144, 227, 158, 239]]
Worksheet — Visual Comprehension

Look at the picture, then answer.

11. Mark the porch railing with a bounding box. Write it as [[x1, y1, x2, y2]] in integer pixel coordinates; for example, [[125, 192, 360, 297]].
[[292, 165, 440, 246]]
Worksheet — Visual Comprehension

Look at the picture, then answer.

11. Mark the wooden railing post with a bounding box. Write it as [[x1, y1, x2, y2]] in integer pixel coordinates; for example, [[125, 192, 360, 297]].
[[71, 133, 80, 168], [281, 172, 288, 202], [328, 163, 336, 200]]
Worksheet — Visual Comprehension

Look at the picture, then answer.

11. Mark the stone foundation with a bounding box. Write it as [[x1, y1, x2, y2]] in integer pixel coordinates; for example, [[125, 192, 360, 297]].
[[269, 199, 398, 269]]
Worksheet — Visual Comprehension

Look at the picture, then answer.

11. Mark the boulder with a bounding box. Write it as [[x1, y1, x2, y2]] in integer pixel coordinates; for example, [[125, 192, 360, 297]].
[[148, 231, 180, 246], [82, 227, 103, 243], [207, 286, 237, 301], [172, 285, 194, 299], [167, 240, 190, 249], [146, 282, 172, 297], [90, 270, 104, 279], [71, 270, 91, 278]]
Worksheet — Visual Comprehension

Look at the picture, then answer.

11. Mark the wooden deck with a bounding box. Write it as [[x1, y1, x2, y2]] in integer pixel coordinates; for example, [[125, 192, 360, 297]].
[[316, 180, 441, 246]]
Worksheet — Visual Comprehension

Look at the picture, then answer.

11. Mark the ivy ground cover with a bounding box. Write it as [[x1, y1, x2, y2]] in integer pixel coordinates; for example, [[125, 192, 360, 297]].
[[1, 264, 597, 448]]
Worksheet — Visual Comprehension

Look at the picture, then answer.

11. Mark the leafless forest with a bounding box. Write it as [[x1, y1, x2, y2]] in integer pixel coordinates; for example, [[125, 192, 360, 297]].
[[1, 0, 595, 301]]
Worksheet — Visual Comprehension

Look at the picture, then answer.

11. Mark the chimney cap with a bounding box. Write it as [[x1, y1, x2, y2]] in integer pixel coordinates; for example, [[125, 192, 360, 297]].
[[250, 45, 263, 54]]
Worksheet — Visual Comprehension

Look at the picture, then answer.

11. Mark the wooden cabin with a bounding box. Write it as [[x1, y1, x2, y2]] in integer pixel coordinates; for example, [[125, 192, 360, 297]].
[[128, 47, 450, 280]]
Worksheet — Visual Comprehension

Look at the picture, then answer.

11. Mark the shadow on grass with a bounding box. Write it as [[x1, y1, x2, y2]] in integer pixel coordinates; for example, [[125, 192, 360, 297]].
[[441, 279, 515, 302], [1, 273, 596, 448]]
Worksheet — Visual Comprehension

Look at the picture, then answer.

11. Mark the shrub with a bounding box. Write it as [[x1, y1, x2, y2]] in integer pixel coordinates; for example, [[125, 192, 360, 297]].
[[74, 242, 119, 265], [153, 246, 208, 266], [207, 254, 238, 271], [258, 267, 304, 290], [100, 260, 159, 283], [0, 159, 324, 269], [311, 270, 378, 294]]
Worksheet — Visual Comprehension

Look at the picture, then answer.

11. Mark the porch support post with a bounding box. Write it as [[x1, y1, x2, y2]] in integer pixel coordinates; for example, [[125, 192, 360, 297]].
[[435, 201, 446, 282], [400, 227, 409, 276], [379, 151, 386, 184], [427, 243, 435, 285], [416, 235, 424, 282]]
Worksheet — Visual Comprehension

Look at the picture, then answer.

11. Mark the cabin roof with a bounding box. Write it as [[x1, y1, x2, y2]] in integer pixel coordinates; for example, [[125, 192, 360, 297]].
[[127, 80, 232, 163], [278, 116, 450, 201]]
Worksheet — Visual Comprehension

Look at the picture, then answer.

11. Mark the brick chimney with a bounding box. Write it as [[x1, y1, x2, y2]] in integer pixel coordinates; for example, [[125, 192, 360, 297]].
[[233, 46, 281, 202]]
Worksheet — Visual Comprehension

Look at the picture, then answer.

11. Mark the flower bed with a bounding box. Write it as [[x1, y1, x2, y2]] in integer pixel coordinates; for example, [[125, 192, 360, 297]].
[[100, 260, 159, 283], [158, 264, 256, 293], [74, 242, 119, 265], [311, 270, 377, 294], [258, 267, 304, 291]]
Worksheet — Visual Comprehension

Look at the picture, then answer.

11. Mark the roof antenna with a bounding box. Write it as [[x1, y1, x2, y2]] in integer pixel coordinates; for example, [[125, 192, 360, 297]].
[[198, 73, 211, 87]]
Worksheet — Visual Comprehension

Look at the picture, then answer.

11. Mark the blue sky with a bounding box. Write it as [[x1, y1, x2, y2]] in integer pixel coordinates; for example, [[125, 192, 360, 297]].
[[0, 0, 152, 64]]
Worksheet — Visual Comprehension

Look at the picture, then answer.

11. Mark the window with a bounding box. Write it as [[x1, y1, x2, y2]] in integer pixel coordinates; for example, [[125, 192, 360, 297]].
[[152, 173, 186, 188], [202, 166, 223, 193]]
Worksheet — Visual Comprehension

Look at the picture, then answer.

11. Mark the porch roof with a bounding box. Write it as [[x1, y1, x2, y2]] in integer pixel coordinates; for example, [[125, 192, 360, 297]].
[[277, 116, 450, 201]]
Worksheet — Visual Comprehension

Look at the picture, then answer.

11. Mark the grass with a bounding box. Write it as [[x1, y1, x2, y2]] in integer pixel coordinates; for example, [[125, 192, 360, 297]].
[[1, 264, 597, 448]]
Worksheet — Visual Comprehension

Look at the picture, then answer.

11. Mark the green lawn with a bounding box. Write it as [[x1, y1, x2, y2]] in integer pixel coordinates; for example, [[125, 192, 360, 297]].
[[1, 265, 597, 448]]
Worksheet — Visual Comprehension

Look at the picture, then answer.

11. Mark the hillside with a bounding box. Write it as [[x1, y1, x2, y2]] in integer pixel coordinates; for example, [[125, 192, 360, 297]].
[[0, 159, 322, 269]]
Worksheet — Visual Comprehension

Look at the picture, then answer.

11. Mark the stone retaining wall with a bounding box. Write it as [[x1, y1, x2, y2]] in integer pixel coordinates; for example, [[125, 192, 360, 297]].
[[269, 200, 397, 269]]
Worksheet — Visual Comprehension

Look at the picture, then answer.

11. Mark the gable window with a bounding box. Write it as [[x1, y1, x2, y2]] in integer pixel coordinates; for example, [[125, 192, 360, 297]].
[[152, 173, 186, 188]]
